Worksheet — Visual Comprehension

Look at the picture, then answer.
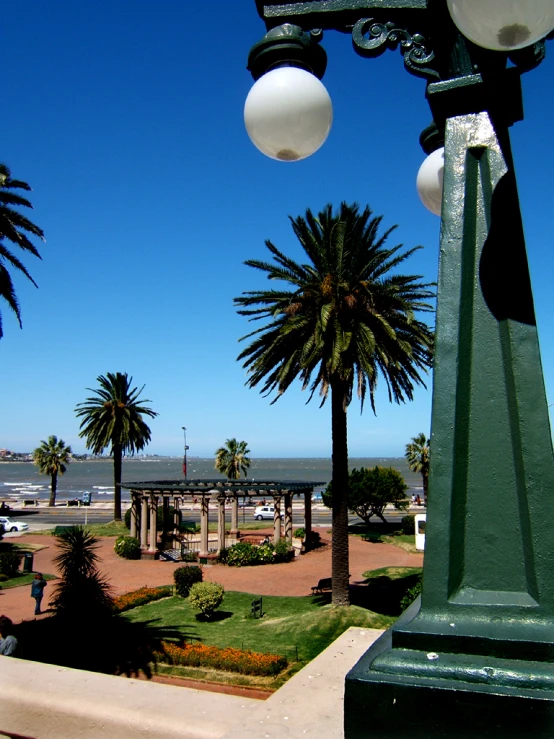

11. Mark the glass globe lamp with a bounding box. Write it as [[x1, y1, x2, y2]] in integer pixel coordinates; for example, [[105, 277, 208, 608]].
[[416, 148, 444, 216], [447, 0, 554, 51], [244, 66, 333, 162]]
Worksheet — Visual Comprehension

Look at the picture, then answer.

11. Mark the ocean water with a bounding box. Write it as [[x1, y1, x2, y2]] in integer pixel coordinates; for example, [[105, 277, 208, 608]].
[[0, 457, 422, 502]]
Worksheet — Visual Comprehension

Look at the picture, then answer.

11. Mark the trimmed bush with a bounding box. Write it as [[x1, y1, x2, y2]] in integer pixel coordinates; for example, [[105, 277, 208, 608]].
[[114, 535, 141, 560], [273, 538, 294, 563], [114, 586, 172, 612], [174, 565, 203, 597], [0, 552, 21, 577], [293, 528, 305, 539], [158, 641, 287, 676], [188, 581, 224, 619], [400, 515, 416, 536]]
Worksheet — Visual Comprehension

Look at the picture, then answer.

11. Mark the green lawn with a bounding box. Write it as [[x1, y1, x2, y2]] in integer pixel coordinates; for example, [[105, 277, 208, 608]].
[[123, 591, 394, 665], [0, 572, 57, 589]]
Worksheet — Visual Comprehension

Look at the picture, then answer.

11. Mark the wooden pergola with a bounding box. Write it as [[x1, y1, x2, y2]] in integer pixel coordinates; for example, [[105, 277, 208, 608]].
[[121, 479, 324, 558]]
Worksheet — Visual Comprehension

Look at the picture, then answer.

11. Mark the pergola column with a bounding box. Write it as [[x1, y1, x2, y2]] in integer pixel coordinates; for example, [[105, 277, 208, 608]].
[[273, 496, 282, 545], [140, 495, 148, 549], [284, 492, 293, 546], [230, 495, 239, 535], [130, 493, 139, 539], [304, 491, 312, 546], [161, 495, 170, 549], [217, 495, 226, 552], [199, 495, 209, 558], [173, 497, 180, 537], [148, 494, 158, 553]]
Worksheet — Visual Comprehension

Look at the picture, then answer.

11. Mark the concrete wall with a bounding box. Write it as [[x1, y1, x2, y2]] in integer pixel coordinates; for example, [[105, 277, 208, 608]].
[[0, 627, 382, 739]]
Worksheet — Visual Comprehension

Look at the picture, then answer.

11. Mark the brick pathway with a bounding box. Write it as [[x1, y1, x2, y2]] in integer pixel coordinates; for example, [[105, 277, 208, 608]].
[[1, 530, 423, 624]]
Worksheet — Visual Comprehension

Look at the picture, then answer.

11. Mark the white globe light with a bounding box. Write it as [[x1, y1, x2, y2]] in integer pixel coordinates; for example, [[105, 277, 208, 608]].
[[447, 0, 554, 51], [244, 66, 333, 162], [416, 148, 444, 216]]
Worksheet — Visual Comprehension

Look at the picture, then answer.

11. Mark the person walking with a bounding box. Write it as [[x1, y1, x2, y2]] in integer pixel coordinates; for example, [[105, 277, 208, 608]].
[[31, 573, 47, 615]]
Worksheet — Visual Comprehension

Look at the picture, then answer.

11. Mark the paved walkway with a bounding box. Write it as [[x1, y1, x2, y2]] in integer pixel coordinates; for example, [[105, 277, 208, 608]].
[[1, 530, 423, 624]]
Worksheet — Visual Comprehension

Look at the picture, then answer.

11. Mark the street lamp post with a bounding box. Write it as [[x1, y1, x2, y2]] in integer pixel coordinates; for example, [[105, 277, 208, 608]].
[[245, 3, 554, 736], [181, 426, 189, 481]]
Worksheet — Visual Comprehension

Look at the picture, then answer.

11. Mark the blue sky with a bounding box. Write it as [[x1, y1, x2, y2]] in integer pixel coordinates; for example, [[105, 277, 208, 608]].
[[1, 2, 553, 458]]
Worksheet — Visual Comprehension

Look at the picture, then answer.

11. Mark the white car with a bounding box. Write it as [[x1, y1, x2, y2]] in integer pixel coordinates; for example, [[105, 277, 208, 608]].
[[254, 505, 284, 521], [0, 516, 29, 533]]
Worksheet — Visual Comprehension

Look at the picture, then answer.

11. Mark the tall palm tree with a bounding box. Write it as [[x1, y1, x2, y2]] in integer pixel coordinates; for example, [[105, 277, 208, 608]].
[[75, 372, 158, 520], [215, 438, 251, 479], [405, 432, 430, 501], [0, 163, 45, 338], [32, 435, 72, 507], [235, 202, 434, 606]]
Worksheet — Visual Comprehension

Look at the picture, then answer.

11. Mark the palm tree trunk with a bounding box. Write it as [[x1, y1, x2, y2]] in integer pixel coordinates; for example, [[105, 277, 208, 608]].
[[331, 377, 350, 606], [113, 444, 123, 521], [49, 471, 58, 508]]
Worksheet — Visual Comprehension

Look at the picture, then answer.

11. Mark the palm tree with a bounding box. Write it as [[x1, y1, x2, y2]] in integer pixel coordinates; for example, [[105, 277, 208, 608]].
[[32, 435, 72, 507], [235, 202, 434, 606], [215, 438, 251, 479], [405, 432, 430, 502], [0, 163, 45, 338], [50, 525, 113, 622], [75, 372, 158, 520]]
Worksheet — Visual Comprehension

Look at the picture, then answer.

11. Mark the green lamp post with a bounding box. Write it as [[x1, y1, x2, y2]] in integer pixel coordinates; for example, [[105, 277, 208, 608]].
[[244, 2, 554, 736]]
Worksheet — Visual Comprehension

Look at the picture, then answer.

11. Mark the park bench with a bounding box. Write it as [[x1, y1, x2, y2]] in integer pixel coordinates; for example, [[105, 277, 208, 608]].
[[251, 596, 264, 618], [311, 577, 332, 594], [23, 500, 38, 507]]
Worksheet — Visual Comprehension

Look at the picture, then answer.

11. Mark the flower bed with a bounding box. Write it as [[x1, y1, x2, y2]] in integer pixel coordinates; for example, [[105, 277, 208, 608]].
[[114, 586, 172, 613], [157, 640, 287, 676]]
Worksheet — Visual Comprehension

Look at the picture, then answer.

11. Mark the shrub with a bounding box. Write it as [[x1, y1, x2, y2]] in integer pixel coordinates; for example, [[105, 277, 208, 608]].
[[124, 505, 182, 532], [400, 515, 416, 536], [225, 539, 294, 567], [114, 586, 172, 612], [400, 580, 422, 611], [0, 573, 8, 582], [174, 565, 203, 597], [0, 552, 21, 577], [188, 581, 224, 619], [273, 538, 294, 563], [158, 640, 287, 676], [225, 542, 260, 567], [114, 535, 141, 560], [293, 528, 305, 539]]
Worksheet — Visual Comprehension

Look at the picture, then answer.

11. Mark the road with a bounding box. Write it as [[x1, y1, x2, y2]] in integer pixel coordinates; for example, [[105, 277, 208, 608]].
[[9, 505, 416, 529]]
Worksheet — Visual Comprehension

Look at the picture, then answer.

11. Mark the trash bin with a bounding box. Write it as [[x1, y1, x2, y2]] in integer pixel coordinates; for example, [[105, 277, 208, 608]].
[[22, 552, 34, 573], [82, 492, 91, 506]]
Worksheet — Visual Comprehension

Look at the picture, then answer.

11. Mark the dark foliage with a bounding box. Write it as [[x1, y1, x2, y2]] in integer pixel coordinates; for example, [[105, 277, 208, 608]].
[[0, 551, 21, 577], [325, 466, 409, 524], [173, 565, 203, 597]]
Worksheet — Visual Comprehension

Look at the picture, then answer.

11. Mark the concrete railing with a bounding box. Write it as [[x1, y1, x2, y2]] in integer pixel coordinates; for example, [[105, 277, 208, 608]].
[[0, 627, 382, 739]]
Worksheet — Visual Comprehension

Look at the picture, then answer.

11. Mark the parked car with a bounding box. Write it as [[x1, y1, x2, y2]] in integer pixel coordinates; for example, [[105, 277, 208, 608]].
[[253, 505, 283, 521], [0, 516, 29, 533]]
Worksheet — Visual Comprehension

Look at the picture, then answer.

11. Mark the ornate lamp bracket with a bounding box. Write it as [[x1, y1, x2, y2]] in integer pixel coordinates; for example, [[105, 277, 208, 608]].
[[352, 18, 440, 81]]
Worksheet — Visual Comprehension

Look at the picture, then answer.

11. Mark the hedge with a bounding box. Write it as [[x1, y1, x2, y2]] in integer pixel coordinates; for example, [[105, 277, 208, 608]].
[[158, 641, 287, 676], [113, 586, 172, 613]]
